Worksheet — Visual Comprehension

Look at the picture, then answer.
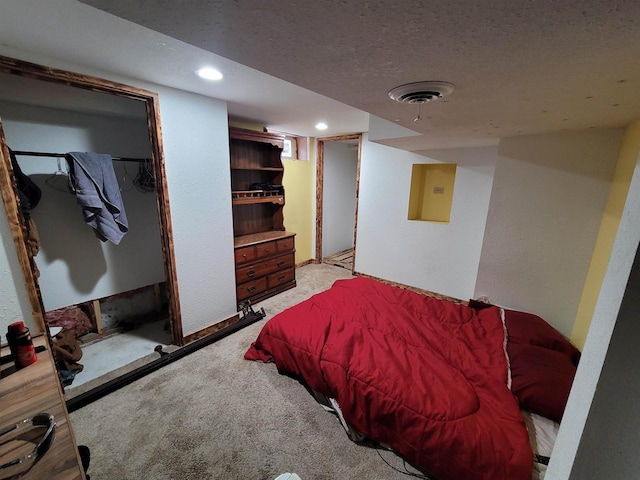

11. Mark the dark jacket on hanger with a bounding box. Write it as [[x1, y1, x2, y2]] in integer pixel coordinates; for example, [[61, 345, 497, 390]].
[[9, 147, 42, 213]]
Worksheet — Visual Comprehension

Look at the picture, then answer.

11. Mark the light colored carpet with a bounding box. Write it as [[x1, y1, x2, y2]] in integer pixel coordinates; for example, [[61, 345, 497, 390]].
[[70, 264, 418, 480]]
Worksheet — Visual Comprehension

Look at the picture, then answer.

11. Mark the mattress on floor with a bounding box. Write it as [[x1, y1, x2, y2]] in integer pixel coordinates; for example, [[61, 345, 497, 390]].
[[522, 410, 559, 480], [317, 390, 559, 480]]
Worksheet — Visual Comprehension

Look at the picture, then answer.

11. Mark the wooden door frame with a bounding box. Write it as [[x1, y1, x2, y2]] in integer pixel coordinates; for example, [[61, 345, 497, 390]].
[[0, 55, 184, 345], [315, 133, 362, 272]]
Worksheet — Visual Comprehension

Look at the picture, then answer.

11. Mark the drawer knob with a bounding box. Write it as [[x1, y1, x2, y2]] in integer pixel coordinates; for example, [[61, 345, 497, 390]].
[[264, 248, 270, 253], [248, 286, 256, 293], [277, 275, 285, 281], [277, 261, 285, 267], [247, 270, 256, 277]]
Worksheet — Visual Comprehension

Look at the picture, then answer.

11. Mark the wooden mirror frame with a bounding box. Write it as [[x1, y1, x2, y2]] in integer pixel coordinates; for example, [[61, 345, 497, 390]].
[[0, 55, 184, 344], [315, 133, 362, 271]]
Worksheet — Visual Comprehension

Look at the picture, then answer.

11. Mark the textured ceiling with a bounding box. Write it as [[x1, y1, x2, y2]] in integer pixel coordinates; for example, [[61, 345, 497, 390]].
[[1, 1, 638, 150], [79, 0, 640, 149]]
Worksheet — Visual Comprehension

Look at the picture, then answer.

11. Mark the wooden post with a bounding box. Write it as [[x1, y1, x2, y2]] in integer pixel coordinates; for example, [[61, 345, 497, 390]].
[[92, 300, 103, 334]]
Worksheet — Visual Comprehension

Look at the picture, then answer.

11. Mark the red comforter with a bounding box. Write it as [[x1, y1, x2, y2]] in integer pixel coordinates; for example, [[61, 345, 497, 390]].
[[245, 277, 532, 480]]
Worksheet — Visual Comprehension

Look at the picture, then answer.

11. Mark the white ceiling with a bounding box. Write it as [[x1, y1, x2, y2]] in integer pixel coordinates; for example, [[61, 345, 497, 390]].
[[1, 0, 639, 150]]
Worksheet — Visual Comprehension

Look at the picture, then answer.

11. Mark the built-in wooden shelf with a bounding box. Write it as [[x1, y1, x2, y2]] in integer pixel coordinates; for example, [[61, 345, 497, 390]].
[[231, 166, 284, 172], [232, 190, 284, 205], [229, 127, 285, 148], [234, 230, 295, 248]]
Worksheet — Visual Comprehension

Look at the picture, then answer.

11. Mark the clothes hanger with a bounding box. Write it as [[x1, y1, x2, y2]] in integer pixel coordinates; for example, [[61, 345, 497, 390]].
[[119, 163, 135, 192], [44, 158, 74, 193], [133, 158, 155, 193]]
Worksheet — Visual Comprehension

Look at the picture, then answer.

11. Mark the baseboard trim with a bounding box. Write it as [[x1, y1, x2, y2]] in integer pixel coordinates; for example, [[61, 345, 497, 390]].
[[182, 313, 240, 343], [353, 271, 467, 305], [295, 259, 315, 268]]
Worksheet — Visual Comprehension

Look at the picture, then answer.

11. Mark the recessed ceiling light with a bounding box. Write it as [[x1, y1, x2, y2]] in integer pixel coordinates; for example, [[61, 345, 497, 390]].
[[196, 67, 223, 81], [315, 122, 328, 130]]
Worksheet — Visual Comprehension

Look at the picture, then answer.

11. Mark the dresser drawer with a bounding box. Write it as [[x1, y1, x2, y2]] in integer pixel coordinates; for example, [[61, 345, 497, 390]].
[[276, 237, 295, 253], [272, 253, 294, 271], [236, 277, 268, 301], [235, 245, 255, 264], [267, 267, 295, 288], [236, 258, 273, 283], [236, 253, 295, 283], [255, 241, 277, 258]]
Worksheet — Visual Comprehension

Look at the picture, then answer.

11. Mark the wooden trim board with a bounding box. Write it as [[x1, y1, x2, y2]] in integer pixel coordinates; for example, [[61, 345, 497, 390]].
[[315, 133, 362, 272], [182, 313, 240, 344], [354, 271, 467, 305]]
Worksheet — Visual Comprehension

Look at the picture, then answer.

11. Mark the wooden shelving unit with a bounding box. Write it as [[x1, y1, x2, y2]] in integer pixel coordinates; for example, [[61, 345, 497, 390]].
[[229, 127, 296, 307]]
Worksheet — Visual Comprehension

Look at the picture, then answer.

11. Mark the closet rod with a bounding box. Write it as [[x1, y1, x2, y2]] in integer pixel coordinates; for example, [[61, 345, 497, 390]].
[[10, 150, 149, 163]]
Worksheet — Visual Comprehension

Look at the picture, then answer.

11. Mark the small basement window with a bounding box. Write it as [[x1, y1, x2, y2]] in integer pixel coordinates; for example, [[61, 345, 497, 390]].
[[408, 163, 457, 222]]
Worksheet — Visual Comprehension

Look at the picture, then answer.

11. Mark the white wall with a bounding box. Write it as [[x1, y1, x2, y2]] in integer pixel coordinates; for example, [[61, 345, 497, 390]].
[[356, 135, 497, 300], [546, 152, 640, 479], [570, 245, 640, 477], [322, 141, 357, 257], [1, 100, 165, 312], [158, 89, 236, 336], [0, 205, 34, 332], [475, 130, 622, 336], [0, 46, 237, 338]]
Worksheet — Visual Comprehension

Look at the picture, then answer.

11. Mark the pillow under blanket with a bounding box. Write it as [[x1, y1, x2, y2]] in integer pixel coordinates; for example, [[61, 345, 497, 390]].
[[470, 300, 580, 423]]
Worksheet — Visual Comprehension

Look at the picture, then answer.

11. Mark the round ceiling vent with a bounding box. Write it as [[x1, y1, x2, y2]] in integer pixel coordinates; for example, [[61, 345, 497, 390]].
[[388, 81, 455, 104]]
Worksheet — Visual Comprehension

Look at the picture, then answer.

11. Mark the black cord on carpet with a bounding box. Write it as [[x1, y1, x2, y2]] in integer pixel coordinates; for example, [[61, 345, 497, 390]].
[[375, 446, 435, 479]]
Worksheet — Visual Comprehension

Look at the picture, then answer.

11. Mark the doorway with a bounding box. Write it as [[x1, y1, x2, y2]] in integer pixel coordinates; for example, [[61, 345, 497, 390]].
[[315, 134, 362, 271], [0, 55, 182, 394]]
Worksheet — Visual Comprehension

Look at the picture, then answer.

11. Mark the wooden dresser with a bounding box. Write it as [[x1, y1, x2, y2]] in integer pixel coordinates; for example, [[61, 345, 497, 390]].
[[0, 335, 85, 479], [234, 231, 296, 306]]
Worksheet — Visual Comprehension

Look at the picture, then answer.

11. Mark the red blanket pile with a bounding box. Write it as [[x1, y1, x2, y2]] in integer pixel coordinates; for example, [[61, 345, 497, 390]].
[[245, 277, 532, 480]]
